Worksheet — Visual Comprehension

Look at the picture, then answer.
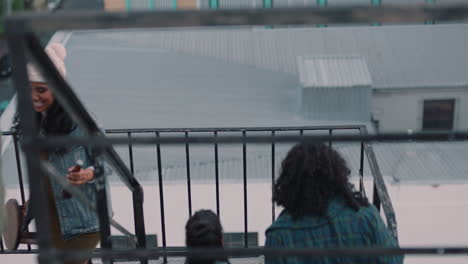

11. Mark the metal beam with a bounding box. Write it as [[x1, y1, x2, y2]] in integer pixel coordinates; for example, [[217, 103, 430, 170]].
[[361, 126, 398, 241], [40, 246, 468, 263], [5, 5, 468, 33], [23, 131, 468, 149], [5, 31, 58, 264]]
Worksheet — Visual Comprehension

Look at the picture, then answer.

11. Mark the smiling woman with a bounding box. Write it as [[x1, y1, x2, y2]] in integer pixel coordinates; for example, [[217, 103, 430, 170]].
[[10, 43, 103, 264], [31, 82, 55, 112]]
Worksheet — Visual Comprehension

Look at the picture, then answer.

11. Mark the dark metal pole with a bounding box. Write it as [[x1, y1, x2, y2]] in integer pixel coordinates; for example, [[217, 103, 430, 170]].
[[185, 131, 192, 217], [214, 131, 220, 216], [91, 152, 113, 264], [13, 134, 31, 250], [132, 186, 148, 264], [373, 183, 381, 211], [128, 132, 135, 175], [6, 32, 56, 264], [8, 6, 468, 33], [155, 132, 167, 263], [271, 130, 275, 223], [328, 129, 333, 148], [359, 129, 365, 197], [361, 126, 398, 241], [242, 130, 248, 248]]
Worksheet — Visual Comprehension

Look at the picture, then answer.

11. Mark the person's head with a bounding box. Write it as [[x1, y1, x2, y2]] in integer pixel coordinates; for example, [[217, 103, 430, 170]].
[[31, 81, 54, 113], [16, 43, 75, 136], [28, 43, 66, 114], [186, 209, 223, 248], [273, 142, 368, 219], [185, 210, 225, 264]]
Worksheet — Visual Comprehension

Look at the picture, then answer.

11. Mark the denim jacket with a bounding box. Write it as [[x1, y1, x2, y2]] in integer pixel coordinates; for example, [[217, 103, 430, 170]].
[[25, 125, 110, 240], [47, 125, 103, 240]]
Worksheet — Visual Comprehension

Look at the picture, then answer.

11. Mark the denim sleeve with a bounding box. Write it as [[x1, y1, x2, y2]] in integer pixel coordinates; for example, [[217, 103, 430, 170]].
[[265, 231, 287, 264]]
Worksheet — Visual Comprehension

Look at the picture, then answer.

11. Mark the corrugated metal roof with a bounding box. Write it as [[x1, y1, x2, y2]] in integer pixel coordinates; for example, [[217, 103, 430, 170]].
[[349, 142, 468, 184], [297, 55, 372, 88], [88, 24, 468, 89]]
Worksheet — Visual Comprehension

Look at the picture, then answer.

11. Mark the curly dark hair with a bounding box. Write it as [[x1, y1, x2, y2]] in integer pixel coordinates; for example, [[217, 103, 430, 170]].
[[185, 209, 228, 264], [273, 142, 369, 219]]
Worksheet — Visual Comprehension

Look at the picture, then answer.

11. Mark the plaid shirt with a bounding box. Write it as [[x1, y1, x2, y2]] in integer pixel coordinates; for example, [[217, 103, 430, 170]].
[[265, 197, 403, 264]]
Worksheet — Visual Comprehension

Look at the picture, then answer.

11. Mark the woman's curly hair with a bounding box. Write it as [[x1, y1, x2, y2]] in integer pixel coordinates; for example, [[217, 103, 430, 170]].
[[273, 142, 369, 219]]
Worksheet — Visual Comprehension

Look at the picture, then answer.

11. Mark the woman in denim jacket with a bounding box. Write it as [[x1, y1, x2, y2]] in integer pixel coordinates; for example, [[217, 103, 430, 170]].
[[16, 43, 103, 264]]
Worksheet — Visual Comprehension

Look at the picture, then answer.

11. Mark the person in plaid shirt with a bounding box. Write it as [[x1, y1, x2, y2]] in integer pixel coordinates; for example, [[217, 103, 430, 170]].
[[265, 142, 403, 264]]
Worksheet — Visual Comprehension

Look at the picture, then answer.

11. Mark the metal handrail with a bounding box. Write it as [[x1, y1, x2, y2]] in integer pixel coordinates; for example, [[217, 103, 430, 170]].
[[1, 124, 399, 251], [5, 5, 468, 33]]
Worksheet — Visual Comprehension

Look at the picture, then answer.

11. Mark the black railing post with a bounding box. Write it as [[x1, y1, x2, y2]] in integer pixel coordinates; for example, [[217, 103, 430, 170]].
[[132, 186, 148, 264], [13, 134, 31, 250], [91, 150, 113, 264], [361, 126, 398, 241], [242, 130, 248, 248], [329, 129, 333, 148], [373, 183, 381, 211], [185, 131, 192, 217], [155, 132, 167, 263], [271, 130, 276, 223], [359, 128, 366, 197], [128, 132, 135, 175], [7, 32, 57, 264], [214, 131, 220, 216]]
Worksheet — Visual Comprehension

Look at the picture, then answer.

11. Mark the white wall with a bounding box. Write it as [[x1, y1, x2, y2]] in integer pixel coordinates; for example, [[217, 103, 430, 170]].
[[372, 87, 468, 132]]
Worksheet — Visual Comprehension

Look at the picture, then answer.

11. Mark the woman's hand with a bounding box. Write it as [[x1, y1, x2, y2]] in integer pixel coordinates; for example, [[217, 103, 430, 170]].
[[66, 167, 94, 185]]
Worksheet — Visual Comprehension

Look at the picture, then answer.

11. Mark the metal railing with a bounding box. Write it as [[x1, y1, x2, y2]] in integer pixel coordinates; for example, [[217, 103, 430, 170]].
[[105, 125, 399, 247], [3, 3, 468, 264], [1, 124, 398, 252]]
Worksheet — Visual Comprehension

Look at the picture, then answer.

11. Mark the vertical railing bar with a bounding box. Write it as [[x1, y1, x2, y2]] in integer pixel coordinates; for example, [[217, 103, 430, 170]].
[[132, 185, 148, 264], [13, 134, 31, 250], [13, 135, 27, 204], [126, 129, 148, 263], [0, 237, 4, 251], [214, 131, 220, 217], [8, 33, 56, 264], [128, 132, 135, 175], [185, 131, 192, 217], [359, 128, 366, 197], [373, 182, 381, 212], [299, 129, 304, 136], [128, 132, 148, 263], [271, 130, 276, 223], [155, 132, 167, 263], [90, 150, 113, 264], [329, 129, 333, 148], [242, 130, 248, 248], [127, 128, 144, 262]]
